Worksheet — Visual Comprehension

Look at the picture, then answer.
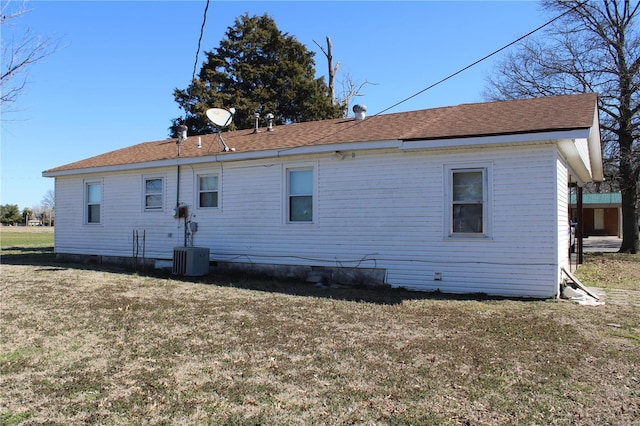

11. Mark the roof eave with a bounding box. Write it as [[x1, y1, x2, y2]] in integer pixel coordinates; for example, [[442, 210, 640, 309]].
[[399, 129, 591, 151], [42, 139, 403, 177], [557, 103, 604, 185], [588, 105, 604, 181]]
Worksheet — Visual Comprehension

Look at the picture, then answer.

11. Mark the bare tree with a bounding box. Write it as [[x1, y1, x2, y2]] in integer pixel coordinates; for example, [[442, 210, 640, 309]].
[[485, 0, 640, 253], [337, 73, 378, 117], [41, 189, 55, 226], [314, 37, 340, 104], [1, 1, 59, 112], [31, 204, 43, 223], [314, 36, 378, 115]]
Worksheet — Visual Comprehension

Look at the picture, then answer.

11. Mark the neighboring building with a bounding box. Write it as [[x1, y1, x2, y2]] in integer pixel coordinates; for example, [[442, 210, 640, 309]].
[[570, 192, 622, 237], [43, 94, 603, 298]]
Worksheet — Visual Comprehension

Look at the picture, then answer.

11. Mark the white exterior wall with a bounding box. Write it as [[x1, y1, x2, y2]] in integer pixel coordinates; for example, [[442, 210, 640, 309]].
[[556, 152, 571, 283], [53, 142, 563, 298], [54, 166, 184, 259]]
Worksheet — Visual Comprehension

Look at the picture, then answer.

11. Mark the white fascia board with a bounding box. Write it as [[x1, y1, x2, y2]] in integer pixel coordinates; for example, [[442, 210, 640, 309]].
[[587, 107, 604, 181], [557, 138, 592, 184], [43, 159, 185, 177], [399, 129, 591, 151], [42, 140, 402, 178], [274, 139, 400, 156]]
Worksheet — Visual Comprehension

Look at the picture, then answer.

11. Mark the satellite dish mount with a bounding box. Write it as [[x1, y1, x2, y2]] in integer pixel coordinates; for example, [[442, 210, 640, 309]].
[[206, 108, 236, 152]]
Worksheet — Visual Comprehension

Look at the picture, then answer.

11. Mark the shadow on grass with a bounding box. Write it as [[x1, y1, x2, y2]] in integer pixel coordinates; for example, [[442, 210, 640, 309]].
[[1, 247, 126, 275], [0, 246, 540, 305], [2, 246, 55, 254], [1, 247, 57, 266]]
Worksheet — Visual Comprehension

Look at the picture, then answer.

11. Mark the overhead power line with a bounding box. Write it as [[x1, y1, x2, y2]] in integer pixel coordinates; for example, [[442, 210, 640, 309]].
[[192, 0, 210, 82], [277, 0, 588, 155], [375, 0, 588, 116]]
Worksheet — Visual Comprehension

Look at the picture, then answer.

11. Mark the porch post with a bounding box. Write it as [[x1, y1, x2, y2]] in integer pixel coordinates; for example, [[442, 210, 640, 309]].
[[577, 186, 584, 265]]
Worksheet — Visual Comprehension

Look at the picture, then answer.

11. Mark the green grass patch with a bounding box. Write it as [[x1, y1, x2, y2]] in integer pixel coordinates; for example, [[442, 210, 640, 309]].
[[0, 411, 33, 425], [0, 347, 41, 374], [0, 228, 54, 249], [614, 333, 640, 344], [0, 227, 54, 260]]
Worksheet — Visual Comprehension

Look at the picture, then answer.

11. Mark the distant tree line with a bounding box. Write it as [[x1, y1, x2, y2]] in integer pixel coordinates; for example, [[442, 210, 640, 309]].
[[1, 189, 55, 226]]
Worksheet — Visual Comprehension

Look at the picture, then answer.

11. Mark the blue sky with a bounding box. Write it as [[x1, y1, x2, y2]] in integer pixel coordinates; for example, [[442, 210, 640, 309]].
[[1, 1, 548, 210]]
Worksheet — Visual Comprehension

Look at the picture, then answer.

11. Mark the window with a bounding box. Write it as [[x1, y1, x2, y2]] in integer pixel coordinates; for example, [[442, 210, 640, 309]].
[[287, 168, 313, 222], [447, 165, 491, 237], [198, 175, 218, 208], [144, 177, 163, 210], [86, 182, 101, 224]]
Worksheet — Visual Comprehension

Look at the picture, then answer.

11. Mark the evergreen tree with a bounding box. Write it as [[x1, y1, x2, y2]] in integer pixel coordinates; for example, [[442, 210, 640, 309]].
[[172, 13, 344, 135], [1, 204, 22, 225]]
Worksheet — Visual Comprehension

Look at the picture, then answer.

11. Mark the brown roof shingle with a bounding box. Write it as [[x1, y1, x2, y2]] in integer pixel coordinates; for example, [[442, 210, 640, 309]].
[[43, 93, 598, 174]]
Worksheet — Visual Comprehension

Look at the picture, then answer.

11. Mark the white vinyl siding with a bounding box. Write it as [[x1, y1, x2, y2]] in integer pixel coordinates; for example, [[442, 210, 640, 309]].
[[555, 153, 571, 290], [52, 143, 564, 298], [55, 168, 180, 259]]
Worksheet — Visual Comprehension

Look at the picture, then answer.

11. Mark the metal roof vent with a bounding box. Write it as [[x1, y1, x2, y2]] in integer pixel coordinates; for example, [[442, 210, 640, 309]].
[[177, 124, 188, 143], [353, 104, 367, 120], [265, 113, 275, 131], [252, 112, 260, 134], [176, 124, 188, 156]]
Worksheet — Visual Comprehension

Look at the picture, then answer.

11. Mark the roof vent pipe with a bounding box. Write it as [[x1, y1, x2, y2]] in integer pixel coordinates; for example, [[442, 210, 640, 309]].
[[353, 104, 367, 120], [265, 113, 274, 131], [177, 125, 188, 143], [176, 124, 188, 157], [253, 112, 260, 134]]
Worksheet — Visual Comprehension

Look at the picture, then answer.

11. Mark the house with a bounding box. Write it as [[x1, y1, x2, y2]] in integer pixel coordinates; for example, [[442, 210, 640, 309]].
[[43, 93, 603, 298], [570, 192, 621, 237]]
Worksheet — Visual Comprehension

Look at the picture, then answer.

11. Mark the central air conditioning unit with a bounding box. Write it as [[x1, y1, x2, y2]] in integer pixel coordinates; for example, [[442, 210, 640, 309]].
[[172, 247, 210, 276]]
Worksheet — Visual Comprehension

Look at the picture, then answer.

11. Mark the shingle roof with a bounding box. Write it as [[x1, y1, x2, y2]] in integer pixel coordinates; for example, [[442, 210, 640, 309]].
[[43, 93, 598, 174]]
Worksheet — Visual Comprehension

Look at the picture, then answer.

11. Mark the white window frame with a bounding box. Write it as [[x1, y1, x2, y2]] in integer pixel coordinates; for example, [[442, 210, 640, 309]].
[[84, 179, 102, 225], [143, 176, 164, 212], [444, 163, 492, 239], [197, 173, 219, 209], [284, 163, 317, 224]]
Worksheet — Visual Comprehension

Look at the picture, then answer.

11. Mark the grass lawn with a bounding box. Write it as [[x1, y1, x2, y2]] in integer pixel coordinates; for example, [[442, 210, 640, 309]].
[[0, 228, 638, 425], [0, 226, 54, 249]]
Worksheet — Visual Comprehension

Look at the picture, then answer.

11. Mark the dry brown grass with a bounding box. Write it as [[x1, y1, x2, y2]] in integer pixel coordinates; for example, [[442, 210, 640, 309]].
[[575, 252, 640, 291], [1, 231, 639, 425]]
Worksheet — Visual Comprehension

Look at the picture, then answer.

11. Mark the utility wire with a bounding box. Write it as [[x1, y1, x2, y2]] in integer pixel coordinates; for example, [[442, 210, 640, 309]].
[[375, 0, 588, 116], [192, 0, 210, 82], [277, 0, 587, 155]]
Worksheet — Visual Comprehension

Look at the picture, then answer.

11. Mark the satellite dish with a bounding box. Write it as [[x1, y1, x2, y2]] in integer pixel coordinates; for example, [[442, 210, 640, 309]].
[[205, 108, 236, 152], [206, 108, 234, 128]]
